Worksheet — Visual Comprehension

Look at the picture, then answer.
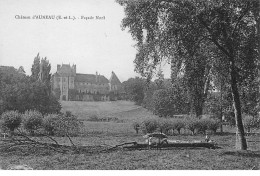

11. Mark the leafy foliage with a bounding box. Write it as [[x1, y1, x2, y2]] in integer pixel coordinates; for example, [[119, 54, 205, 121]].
[[152, 85, 189, 117], [122, 77, 146, 105], [31, 53, 51, 84], [54, 112, 84, 136], [157, 119, 172, 134], [140, 119, 158, 134], [152, 89, 173, 117], [22, 110, 43, 135], [171, 118, 185, 134], [243, 115, 260, 133], [0, 111, 22, 133], [1, 81, 61, 115], [118, 0, 260, 149], [53, 88, 61, 100], [206, 118, 220, 133], [42, 114, 59, 136], [43, 112, 83, 136], [184, 116, 201, 135], [0, 57, 61, 115]]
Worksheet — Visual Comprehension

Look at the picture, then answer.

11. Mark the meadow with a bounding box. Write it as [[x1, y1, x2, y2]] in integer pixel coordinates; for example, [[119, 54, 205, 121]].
[[0, 101, 259, 170]]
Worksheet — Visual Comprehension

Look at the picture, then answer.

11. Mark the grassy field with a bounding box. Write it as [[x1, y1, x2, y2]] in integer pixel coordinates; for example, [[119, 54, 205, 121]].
[[0, 101, 260, 170]]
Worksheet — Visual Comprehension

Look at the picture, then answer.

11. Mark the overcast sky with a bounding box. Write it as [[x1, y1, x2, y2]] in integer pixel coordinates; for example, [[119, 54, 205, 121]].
[[0, 0, 170, 82]]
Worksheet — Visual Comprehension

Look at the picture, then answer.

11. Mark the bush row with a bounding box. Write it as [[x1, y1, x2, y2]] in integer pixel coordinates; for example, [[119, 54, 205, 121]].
[[134, 116, 221, 135], [0, 110, 83, 137], [87, 114, 124, 123]]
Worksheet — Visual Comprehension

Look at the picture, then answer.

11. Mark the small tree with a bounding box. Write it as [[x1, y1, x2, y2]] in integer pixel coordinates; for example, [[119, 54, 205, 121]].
[[22, 110, 43, 136], [123, 77, 145, 105], [243, 115, 260, 133], [206, 119, 220, 134], [172, 118, 185, 135], [184, 116, 200, 135], [196, 119, 209, 134], [140, 119, 158, 134], [54, 112, 83, 137], [43, 114, 59, 136], [0, 111, 22, 134], [43, 112, 83, 136], [157, 119, 172, 134]]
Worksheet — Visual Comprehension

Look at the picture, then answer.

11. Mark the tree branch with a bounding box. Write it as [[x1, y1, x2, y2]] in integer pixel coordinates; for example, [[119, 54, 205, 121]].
[[231, 2, 251, 38], [42, 134, 59, 145], [197, 14, 232, 60]]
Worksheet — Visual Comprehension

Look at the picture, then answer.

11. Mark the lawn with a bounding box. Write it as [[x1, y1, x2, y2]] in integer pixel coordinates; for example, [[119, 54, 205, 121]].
[[0, 101, 259, 170]]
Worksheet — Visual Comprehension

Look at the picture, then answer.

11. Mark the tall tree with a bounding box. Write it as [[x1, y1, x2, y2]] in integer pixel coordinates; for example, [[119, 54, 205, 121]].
[[31, 53, 41, 82], [122, 77, 146, 105], [30, 53, 52, 97], [118, 0, 213, 117], [118, 0, 259, 150], [31, 53, 51, 84]]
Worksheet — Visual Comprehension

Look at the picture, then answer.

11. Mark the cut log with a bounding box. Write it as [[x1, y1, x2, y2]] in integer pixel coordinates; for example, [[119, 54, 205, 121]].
[[123, 141, 220, 150]]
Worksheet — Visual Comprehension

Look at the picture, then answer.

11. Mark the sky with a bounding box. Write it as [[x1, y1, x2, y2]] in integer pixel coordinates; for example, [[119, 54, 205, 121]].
[[0, 0, 171, 82]]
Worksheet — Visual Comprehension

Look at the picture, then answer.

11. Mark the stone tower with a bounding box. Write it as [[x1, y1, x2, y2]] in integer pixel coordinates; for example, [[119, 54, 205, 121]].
[[53, 64, 76, 101]]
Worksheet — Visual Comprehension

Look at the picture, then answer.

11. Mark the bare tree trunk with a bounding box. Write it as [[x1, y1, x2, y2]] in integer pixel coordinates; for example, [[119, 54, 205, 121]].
[[220, 79, 223, 133], [230, 61, 247, 150]]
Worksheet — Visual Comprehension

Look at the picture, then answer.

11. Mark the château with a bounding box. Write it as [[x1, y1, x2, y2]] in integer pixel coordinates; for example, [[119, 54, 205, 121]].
[[52, 64, 123, 101]]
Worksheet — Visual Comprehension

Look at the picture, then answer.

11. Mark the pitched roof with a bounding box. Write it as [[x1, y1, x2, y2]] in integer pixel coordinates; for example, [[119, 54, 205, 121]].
[[0, 66, 17, 72], [109, 71, 121, 85], [75, 73, 109, 84], [57, 64, 75, 76]]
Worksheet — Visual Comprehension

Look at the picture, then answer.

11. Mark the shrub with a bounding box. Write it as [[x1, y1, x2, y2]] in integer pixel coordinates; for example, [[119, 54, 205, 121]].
[[171, 118, 185, 134], [88, 114, 99, 121], [196, 119, 209, 134], [157, 119, 172, 134], [140, 119, 158, 134], [22, 110, 43, 135], [42, 114, 59, 135], [184, 116, 200, 135], [132, 122, 140, 134], [206, 119, 220, 133], [243, 115, 260, 133], [0, 111, 22, 134], [43, 113, 83, 136], [54, 113, 83, 136]]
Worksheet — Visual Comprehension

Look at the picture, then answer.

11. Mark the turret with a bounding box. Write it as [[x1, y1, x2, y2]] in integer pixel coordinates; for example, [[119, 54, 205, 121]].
[[57, 64, 61, 71]]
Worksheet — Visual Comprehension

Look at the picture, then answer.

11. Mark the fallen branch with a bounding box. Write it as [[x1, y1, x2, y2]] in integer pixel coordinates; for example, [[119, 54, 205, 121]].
[[0, 130, 72, 154], [100, 141, 137, 152]]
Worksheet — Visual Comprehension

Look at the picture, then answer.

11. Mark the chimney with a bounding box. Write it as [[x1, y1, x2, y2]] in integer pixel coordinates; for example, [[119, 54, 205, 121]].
[[96, 71, 98, 83], [72, 64, 76, 74], [57, 64, 61, 71]]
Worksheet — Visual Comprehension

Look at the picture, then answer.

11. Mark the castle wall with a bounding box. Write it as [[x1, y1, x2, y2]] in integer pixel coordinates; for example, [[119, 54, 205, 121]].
[[52, 64, 122, 101], [75, 82, 109, 95]]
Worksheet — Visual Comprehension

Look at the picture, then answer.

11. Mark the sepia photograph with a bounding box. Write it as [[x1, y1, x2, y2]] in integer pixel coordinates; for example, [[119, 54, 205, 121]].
[[0, 0, 259, 172]]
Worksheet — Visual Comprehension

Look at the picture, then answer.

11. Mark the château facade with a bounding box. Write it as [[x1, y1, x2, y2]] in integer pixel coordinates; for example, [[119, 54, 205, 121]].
[[52, 64, 123, 101]]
